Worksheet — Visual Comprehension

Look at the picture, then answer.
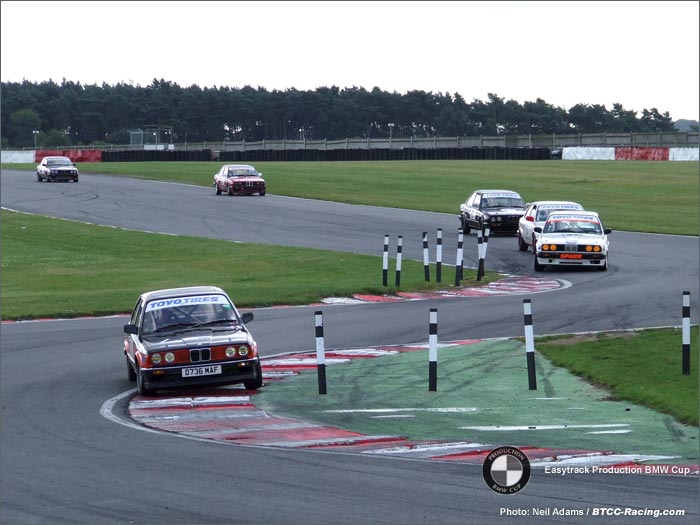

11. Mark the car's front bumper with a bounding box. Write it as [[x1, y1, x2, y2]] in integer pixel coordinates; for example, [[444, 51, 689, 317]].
[[535, 252, 607, 266], [141, 357, 260, 390], [48, 172, 79, 181]]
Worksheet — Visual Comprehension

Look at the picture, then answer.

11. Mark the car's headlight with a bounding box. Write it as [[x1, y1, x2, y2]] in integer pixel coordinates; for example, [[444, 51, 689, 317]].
[[164, 352, 175, 363], [237, 345, 249, 357], [225, 346, 236, 357], [151, 353, 162, 365]]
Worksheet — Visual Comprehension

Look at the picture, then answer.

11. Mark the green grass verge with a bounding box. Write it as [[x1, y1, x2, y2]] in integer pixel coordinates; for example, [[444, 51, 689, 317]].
[[536, 329, 699, 426], [0, 209, 494, 320], [4, 160, 698, 235], [255, 337, 698, 458]]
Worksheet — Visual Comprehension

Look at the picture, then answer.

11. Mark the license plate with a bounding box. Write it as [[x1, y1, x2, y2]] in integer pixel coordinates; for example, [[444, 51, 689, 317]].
[[182, 365, 222, 377]]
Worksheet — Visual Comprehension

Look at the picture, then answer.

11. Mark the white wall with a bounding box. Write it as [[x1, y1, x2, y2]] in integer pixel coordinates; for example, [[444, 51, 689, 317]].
[[1, 150, 35, 163]]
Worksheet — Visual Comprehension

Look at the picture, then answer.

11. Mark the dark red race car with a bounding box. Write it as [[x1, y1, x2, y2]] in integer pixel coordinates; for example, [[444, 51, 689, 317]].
[[123, 286, 263, 395], [213, 164, 266, 196]]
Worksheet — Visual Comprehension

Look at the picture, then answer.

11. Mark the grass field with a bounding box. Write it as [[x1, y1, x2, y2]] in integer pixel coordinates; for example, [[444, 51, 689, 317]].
[[2, 160, 697, 430], [4, 159, 699, 235], [537, 329, 698, 426], [1, 209, 487, 320]]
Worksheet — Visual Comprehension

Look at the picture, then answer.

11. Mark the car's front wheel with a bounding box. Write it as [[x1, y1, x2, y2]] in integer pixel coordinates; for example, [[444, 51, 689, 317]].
[[531, 235, 537, 254], [126, 355, 136, 382], [243, 360, 263, 390], [216, 183, 222, 195], [460, 216, 471, 235], [36, 173, 42, 182], [136, 362, 153, 396], [534, 257, 544, 272]]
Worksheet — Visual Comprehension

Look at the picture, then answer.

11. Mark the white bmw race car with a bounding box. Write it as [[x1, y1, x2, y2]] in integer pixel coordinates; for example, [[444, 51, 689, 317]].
[[534, 211, 611, 271]]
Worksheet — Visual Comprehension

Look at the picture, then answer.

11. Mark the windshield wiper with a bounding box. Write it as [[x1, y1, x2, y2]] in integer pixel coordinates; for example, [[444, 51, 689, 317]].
[[177, 319, 241, 333], [153, 322, 196, 333]]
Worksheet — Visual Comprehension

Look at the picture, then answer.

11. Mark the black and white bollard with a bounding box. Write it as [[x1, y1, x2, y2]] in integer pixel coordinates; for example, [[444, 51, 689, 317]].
[[523, 299, 537, 390], [477, 226, 491, 281], [455, 228, 464, 286], [315, 311, 327, 394], [395, 235, 403, 287], [682, 291, 691, 375], [436, 228, 443, 283], [422, 232, 430, 281], [429, 308, 438, 391], [382, 234, 389, 286], [476, 228, 484, 281]]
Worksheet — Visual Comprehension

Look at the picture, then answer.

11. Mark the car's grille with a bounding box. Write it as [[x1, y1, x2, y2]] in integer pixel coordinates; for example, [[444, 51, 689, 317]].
[[190, 348, 211, 362]]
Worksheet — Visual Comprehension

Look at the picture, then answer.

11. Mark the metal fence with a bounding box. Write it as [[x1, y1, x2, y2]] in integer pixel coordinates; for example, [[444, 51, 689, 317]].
[[24, 131, 700, 152]]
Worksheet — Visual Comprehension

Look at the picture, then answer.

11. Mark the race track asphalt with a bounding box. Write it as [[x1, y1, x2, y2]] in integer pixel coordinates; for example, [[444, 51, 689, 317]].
[[1, 169, 698, 524]]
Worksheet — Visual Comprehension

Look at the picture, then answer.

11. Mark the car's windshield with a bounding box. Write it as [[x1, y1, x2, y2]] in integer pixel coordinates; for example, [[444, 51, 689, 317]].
[[227, 168, 257, 177], [544, 217, 602, 234], [141, 294, 237, 334], [481, 196, 525, 209], [47, 158, 72, 167]]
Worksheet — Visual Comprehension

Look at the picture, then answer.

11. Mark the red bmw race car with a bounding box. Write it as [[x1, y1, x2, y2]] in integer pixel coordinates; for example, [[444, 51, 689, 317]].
[[214, 164, 266, 196], [123, 286, 263, 395]]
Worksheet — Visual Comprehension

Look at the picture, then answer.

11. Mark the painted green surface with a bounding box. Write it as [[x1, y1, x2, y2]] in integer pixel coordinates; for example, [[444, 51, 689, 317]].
[[255, 339, 699, 463]]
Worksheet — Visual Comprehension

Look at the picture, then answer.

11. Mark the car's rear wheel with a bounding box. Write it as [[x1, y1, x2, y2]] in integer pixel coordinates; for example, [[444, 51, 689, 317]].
[[126, 355, 136, 382], [136, 362, 153, 396], [243, 360, 263, 390], [517, 232, 528, 251]]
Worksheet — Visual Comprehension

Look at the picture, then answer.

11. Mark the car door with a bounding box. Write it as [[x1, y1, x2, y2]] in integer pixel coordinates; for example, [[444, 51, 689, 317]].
[[520, 204, 537, 242], [124, 299, 144, 362]]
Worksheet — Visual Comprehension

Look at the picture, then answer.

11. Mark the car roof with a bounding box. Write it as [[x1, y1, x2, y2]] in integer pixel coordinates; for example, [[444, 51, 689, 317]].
[[530, 200, 582, 206], [43, 156, 71, 161], [476, 189, 520, 195], [139, 286, 228, 303], [223, 164, 256, 170], [547, 210, 601, 219]]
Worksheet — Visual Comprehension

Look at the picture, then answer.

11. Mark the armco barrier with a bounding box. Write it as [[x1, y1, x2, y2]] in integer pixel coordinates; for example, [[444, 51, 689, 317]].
[[34, 149, 103, 163]]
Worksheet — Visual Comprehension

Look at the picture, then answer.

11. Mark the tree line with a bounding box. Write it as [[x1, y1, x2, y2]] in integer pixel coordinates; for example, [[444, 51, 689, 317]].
[[1, 78, 678, 148]]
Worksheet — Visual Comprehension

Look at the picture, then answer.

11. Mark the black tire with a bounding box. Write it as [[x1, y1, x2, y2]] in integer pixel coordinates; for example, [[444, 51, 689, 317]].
[[243, 360, 263, 390], [531, 234, 537, 254], [460, 216, 471, 234], [534, 256, 544, 272], [228, 186, 234, 196], [599, 256, 608, 271], [259, 191, 266, 196], [126, 355, 136, 382], [136, 363, 153, 396], [37, 173, 42, 182], [216, 184, 222, 195], [517, 232, 528, 251]]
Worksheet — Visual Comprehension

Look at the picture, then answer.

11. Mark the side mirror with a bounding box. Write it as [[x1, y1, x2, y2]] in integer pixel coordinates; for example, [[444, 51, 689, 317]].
[[604, 228, 612, 234], [123, 323, 138, 335], [241, 312, 254, 324], [534, 227, 543, 233]]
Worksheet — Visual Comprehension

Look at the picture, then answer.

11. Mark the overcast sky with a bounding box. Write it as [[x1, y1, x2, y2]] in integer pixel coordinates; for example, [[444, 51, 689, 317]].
[[2, 1, 698, 120]]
